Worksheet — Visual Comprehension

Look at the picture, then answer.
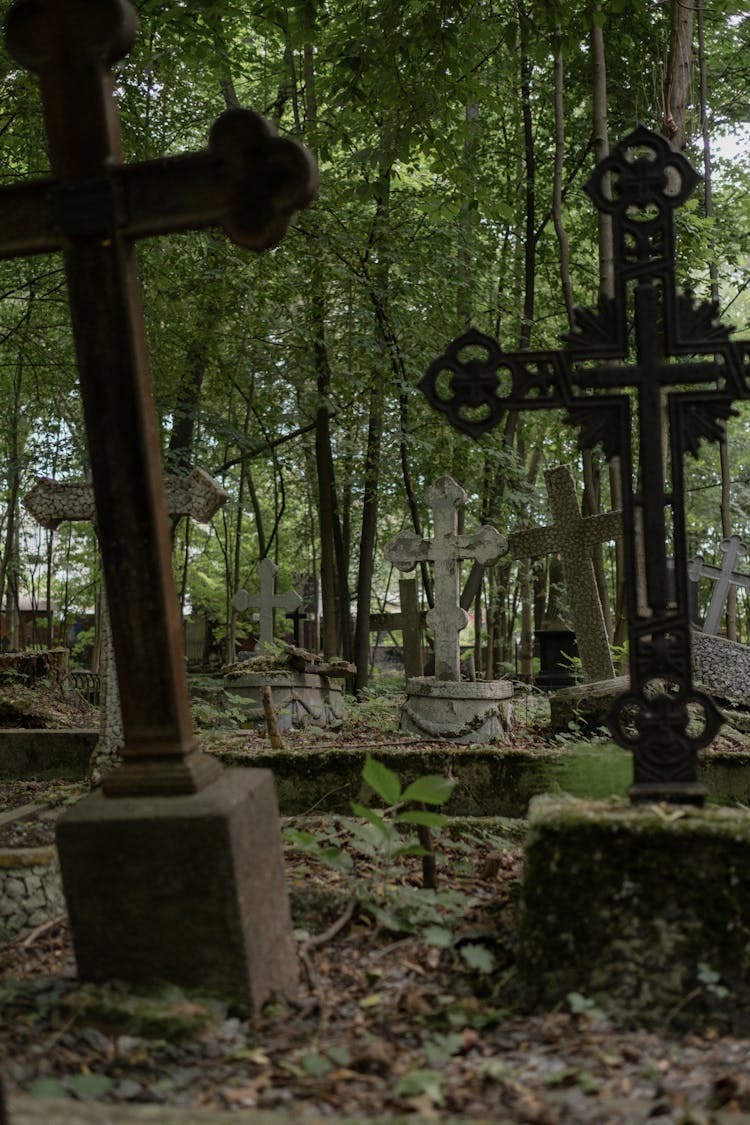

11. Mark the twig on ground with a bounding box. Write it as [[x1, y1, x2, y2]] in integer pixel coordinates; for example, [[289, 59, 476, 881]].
[[17, 913, 66, 948], [260, 686, 287, 750]]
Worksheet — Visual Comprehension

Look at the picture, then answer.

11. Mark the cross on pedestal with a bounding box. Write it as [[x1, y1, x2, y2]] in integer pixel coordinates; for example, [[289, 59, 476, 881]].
[[1, 0, 317, 798], [507, 464, 622, 682], [385, 476, 507, 681], [3, 0, 314, 1009], [420, 125, 750, 804], [232, 558, 303, 649], [689, 535, 750, 636], [24, 469, 229, 783]]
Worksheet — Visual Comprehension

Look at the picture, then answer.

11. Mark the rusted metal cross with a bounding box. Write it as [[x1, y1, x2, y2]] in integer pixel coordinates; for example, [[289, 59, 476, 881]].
[[1, 0, 317, 797], [421, 125, 750, 804]]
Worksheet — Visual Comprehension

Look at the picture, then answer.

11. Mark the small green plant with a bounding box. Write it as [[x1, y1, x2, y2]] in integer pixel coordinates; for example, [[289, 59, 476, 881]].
[[696, 961, 729, 1000], [284, 755, 477, 939]]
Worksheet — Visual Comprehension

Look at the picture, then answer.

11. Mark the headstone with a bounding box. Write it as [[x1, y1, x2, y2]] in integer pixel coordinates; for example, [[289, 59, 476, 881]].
[[2, 0, 316, 1006], [232, 558, 302, 649], [688, 535, 750, 635], [385, 476, 512, 743], [507, 464, 622, 683], [386, 476, 507, 680], [420, 125, 750, 804], [24, 469, 229, 784]]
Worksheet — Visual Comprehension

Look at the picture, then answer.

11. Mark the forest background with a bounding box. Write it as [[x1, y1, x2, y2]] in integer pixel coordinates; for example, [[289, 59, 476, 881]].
[[1, 0, 749, 692]]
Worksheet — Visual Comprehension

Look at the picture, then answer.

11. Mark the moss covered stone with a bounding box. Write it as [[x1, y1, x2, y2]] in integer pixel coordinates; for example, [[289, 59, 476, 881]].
[[518, 795, 750, 1030]]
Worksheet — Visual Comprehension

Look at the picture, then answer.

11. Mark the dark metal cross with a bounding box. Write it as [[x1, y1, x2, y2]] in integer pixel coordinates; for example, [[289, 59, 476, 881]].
[[421, 124, 750, 804], [1, 0, 317, 797]]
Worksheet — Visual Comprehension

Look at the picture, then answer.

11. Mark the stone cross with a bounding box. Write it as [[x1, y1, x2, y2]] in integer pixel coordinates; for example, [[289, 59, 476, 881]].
[[24, 469, 229, 783], [0, 0, 317, 798], [385, 476, 507, 681], [689, 536, 750, 636], [420, 125, 750, 804], [232, 558, 303, 649], [507, 465, 622, 682]]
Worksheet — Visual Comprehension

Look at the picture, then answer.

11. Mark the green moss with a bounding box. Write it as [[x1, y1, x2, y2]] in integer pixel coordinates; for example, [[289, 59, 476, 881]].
[[518, 795, 750, 1031]]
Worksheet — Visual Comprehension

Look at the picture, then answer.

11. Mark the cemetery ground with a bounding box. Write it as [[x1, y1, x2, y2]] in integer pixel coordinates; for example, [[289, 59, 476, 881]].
[[3, 683, 750, 1123]]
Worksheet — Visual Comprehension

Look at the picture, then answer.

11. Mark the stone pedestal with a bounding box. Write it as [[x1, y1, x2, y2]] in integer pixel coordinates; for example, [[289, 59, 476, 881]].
[[56, 770, 297, 1012], [399, 677, 512, 743], [225, 670, 344, 729], [518, 794, 750, 1030]]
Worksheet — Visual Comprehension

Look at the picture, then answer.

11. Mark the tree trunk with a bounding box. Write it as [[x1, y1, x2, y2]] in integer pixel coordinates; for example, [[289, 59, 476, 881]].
[[354, 159, 390, 694], [664, 0, 694, 148]]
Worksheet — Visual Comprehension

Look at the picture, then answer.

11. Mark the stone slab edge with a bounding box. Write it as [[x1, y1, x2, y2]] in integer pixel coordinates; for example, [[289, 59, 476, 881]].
[[7, 1098, 480, 1125]]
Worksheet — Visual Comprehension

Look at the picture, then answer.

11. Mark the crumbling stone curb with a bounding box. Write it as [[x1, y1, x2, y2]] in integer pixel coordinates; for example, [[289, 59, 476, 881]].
[[0, 845, 65, 941]]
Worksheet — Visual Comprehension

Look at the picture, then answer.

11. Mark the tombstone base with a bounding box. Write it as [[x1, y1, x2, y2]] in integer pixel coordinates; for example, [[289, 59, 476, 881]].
[[56, 769, 298, 1011], [399, 677, 513, 743], [225, 671, 344, 729], [518, 795, 750, 1030]]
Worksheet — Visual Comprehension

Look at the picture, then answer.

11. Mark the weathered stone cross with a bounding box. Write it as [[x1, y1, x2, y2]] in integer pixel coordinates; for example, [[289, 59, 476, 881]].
[[689, 535, 750, 636], [24, 468, 229, 783], [507, 465, 622, 682], [232, 558, 303, 649], [420, 125, 750, 804], [0, 0, 317, 798], [385, 476, 507, 681]]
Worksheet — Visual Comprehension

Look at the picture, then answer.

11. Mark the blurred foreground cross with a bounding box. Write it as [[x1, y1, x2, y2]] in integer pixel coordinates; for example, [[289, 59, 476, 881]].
[[1, 0, 317, 797]]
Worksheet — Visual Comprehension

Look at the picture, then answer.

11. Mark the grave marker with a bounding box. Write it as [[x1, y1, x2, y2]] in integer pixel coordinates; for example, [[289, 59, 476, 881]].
[[232, 558, 302, 648], [420, 124, 750, 804], [688, 535, 750, 636], [2, 0, 316, 1006], [385, 475, 507, 681], [24, 469, 229, 782], [507, 464, 622, 682]]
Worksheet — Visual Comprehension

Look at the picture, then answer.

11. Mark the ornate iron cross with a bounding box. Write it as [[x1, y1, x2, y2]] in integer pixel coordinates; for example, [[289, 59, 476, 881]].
[[421, 124, 750, 804], [0, 0, 317, 797]]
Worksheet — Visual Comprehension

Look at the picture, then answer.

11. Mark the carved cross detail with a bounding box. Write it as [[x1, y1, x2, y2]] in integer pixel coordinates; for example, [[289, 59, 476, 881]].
[[385, 476, 507, 681], [689, 536, 750, 636], [1, 0, 317, 797], [232, 558, 303, 648], [507, 465, 622, 682]]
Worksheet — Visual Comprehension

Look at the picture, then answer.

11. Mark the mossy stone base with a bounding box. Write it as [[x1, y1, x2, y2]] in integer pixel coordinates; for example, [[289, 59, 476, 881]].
[[518, 795, 750, 1030]]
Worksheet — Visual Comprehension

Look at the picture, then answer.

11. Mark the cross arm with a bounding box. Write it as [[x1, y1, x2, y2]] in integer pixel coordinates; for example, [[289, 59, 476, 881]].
[[582, 510, 623, 544], [0, 109, 318, 259], [507, 525, 559, 560]]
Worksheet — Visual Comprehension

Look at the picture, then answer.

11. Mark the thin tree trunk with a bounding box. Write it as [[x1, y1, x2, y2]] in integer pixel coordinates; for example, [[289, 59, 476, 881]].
[[354, 159, 390, 694], [664, 0, 694, 148]]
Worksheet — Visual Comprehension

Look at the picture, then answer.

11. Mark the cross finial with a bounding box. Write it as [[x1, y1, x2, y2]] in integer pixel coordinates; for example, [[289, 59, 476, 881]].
[[233, 559, 303, 648]]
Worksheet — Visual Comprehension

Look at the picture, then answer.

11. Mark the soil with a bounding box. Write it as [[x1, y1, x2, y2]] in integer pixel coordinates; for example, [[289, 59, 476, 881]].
[[3, 685, 750, 1122]]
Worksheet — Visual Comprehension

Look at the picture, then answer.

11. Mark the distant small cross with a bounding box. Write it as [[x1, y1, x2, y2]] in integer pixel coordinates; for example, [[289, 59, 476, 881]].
[[689, 536, 750, 635], [507, 465, 622, 682], [233, 558, 303, 648], [385, 476, 507, 681], [0, 0, 316, 796]]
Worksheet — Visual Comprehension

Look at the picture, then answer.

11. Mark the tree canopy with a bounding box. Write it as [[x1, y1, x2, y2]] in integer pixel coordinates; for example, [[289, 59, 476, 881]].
[[2, 0, 750, 671]]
